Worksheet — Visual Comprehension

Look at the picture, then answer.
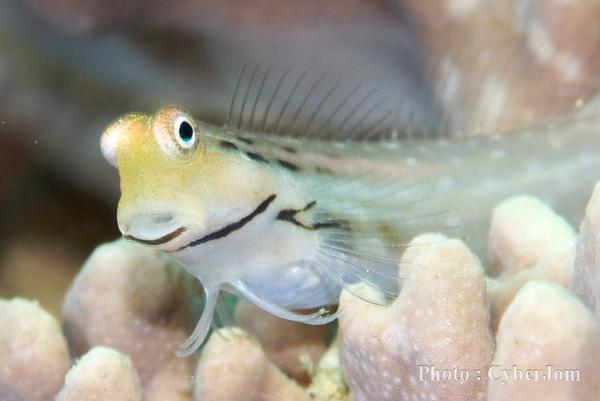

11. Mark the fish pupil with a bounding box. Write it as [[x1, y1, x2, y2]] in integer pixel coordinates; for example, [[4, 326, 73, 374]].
[[178, 121, 194, 142]]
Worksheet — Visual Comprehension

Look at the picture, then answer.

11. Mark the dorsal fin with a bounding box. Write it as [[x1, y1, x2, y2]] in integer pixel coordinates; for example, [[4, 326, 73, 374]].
[[223, 64, 446, 142]]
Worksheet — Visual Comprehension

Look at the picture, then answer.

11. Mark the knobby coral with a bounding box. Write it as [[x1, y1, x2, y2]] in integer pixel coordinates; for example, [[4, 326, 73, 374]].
[[3, 185, 600, 400]]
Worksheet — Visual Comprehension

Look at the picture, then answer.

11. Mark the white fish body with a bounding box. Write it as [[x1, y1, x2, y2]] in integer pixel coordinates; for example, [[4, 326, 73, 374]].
[[100, 77, 600, 356]]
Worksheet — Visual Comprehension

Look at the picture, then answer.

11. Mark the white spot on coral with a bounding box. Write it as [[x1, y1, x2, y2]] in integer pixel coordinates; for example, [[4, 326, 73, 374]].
[[557, 55, 582, 82], [528, 22, 554, 63], [528, 21, 582, 82], [439, 58, 461, 107], [478, 77, 508, 125]]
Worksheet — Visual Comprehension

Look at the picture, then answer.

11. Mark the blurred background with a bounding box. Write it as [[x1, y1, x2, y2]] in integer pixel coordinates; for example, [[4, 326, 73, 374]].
[[1, 0, 599, 316]]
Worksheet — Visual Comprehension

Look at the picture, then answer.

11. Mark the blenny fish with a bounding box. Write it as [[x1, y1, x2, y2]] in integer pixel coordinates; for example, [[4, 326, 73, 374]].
[[100, 69, 600, 356]]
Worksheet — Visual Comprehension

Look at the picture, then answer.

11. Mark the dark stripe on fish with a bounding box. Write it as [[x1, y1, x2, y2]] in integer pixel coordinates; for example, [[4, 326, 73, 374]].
[[277, 159, 300, 171], [181, 194, 277, 249], [219, 140, 239, 150], [238, 136, 254, 145], [124, 226, 187, 245], [276, 201, 343, 230], [246, 152, 269, 164]]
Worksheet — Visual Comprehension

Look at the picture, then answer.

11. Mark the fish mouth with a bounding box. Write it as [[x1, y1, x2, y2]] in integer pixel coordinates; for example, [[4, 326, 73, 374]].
[[124, 226, 187, 246]]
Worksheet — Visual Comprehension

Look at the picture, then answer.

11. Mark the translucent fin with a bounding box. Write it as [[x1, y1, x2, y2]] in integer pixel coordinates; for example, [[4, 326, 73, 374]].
[[234, 280, 339, 325], [177, 283, 220, 357], [226, 61, 585, 142], [212, 292, 237, 329], [209, 292, 238, 342], [305, 173, 464, 305], [224, 65, 444, 142]]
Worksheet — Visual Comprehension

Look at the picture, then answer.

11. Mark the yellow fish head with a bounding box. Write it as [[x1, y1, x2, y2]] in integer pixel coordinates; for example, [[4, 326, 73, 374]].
[[101, 106, 276, 253]]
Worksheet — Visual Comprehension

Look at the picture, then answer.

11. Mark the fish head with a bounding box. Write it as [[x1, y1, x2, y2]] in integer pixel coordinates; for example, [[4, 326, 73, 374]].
[[101, 106, 276, 254]]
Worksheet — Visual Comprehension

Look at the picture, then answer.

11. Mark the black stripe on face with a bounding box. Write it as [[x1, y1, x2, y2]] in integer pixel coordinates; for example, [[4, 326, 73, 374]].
[[124, 226, 187, 245], [178, 194, 277, 250], [282, 146, 297, 154], [246, 152, 269, 164]]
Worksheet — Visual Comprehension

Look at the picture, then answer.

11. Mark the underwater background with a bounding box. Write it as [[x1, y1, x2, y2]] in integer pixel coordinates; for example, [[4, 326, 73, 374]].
[[2, 0, 600, 400], [0, 0, 437, 315]]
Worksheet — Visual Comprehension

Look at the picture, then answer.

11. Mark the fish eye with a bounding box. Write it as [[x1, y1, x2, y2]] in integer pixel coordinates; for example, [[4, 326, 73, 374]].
[[174, 116, 196, 149], [152, 107, 199, 159]]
